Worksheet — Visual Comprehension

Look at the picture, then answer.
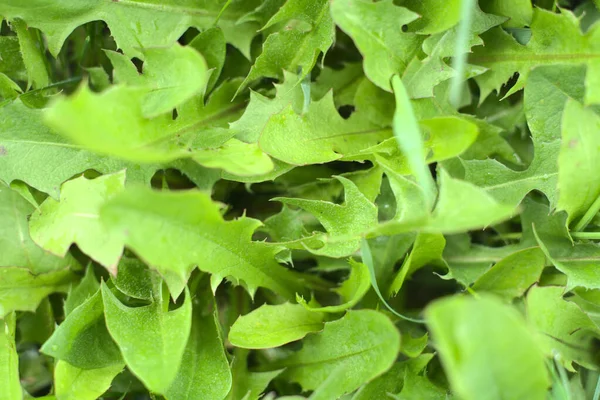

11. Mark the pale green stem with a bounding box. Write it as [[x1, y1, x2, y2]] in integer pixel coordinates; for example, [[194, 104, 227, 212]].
[[450, 0, 475, 108], [593, 373, 600, 400], [573, 194, 600, 232], [213, 0, 232, 26]]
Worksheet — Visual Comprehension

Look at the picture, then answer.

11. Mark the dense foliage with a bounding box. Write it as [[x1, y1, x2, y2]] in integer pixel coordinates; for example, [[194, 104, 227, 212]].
[[2, 0, 600, 399]]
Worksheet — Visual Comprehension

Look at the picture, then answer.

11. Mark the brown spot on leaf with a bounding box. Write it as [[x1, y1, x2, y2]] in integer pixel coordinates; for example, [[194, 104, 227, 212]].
[[0, 146, 6, 156], [569, 139, 579, 148]]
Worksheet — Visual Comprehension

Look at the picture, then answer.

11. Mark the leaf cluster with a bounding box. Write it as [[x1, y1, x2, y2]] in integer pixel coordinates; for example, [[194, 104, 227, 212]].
[[2, 0, 600, 399]]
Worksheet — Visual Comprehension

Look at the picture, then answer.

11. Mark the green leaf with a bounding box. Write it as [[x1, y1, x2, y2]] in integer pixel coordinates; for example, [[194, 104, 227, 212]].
[[534, 221, 600, 291], [274, 176, 378, 257], [526, 285, 600, 371], [0, 0, 263, 58], [0, 99, 156, 198], [0, 181, 75, 274], [231, 70, 304, 143], [0, 72, 22, 100], [240, 0, 334, 90], [0, 36, 26, 82], [388, 233, 446, 297], [354, 355, 436, 399], [29, 171, 126, 271], [226, 349, 282, 400], [63, 266, 99, 316], [557, 99, 600, 225], [260, 92, 388, 166], [101, 282, 192, 394], [403, 0, 461, 34], [100, 186, 304, 298], [166, 305, 232, 400], [331, 0, 421, 92], [0, 267, 76, 317], [44, 85, 178, 163], [426, 295, 549, 400], [298, 259, 370, 313], [54, 361, 124, 400], [188, 27, 226, 93], [472, 247, 545, 300], [0, 313, 21, 400], [113, 257, 161, 302], [313, 63, 364, 106], [471, 8, 600, 99], [229, 302, 324, 349], [11, 19, 50, 89], [277, 310, 401, 395], [426, 167, 517, 232], [106, 44, 209, 118], [443, 64, 585, 209], [41, 288, 123, 369]]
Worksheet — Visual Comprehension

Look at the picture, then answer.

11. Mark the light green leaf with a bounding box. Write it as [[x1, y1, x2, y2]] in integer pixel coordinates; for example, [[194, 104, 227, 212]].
[[231, 70, 304, 144], [44, 85, 178, 163], [402, 0, 461, 34], [101, 282, 192, 394], [274, 176, 378, 257], [0, 0, 263, 58], [0, 267, 76, 317], [426, 295, 549, 400], [191, 138, 274, 177], [278, 310, 401, 394], [101, 186, 304, 299], [166, 306, 232, 400], [298, 259, 370, 313], [260, 92, 388, 166], [557, 99, 600, 225], [11, 19, 49, 89], [106, 44, 209, 118], [41, 288, 123, 369], [426, 169, 516, 233], [54, 360, 124, 400], [331, 0, 421, 92], [472, 247, 545, 300], [422, 3, 505, 63], [0, 99, 155, 198], [240, 0, 334, 90], [29, 171, 126, 271], [229, 302, 324, 349], [471, 8, 600, 99], [0, 182, 75, 274], [388, 233, 446, 296], [0, 313, 21, 400], [480, 0, 533, 28], [526, 285, 600, 371]]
